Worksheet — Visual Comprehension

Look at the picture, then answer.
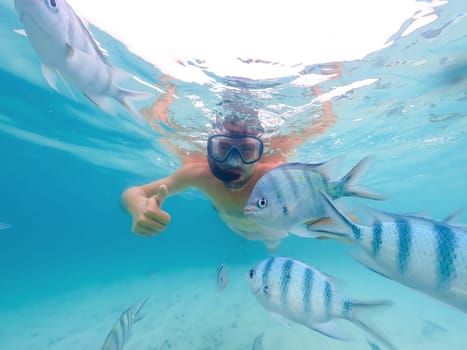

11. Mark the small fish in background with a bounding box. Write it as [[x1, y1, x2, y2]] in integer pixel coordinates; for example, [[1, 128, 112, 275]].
[[216, 263, 228, 291], [14, 0, 153, 122], [246, 257, 396, 350], [308, 191, 467, 313], [251, 332, 264, 350], [102, 296, 148, 350], [244, 156, 384, 244]]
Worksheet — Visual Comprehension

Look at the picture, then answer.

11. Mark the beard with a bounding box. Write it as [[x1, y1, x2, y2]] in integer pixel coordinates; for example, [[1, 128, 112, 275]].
[[208, 157, 251, 188]]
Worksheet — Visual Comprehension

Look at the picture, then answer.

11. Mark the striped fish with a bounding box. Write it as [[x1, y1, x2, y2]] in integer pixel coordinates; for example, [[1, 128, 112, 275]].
[[216, 263, 228, 291], [14, 0, 152, 121], [102, 297, 148, 350], [308, 191, 467, 313], [246, 257, 395, 349], [244, 156, 383, 239]]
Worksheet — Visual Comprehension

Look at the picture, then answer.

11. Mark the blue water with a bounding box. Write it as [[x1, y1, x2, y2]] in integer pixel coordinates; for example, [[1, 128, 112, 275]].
[[1, 0, 467, 349]]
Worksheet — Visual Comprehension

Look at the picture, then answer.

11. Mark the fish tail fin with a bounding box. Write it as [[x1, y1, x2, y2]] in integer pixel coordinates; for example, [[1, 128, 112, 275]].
[[131, 296, 149, 323], [307, 191, 360, 241], [347, 299, 397, 350], [116, 87, 154, 124], [338, 156, 386, 200]]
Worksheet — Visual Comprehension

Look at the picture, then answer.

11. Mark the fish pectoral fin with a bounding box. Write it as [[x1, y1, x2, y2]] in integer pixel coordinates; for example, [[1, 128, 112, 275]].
[[263, 239, 281, 252], [289, 222, 322, 238], [41, 64, 78, 101], [269, 311, 293, 327], [309, 320, 349, 341], [41, 64, 60, 93], [350, 251, 392, 280], [13, 29, 27, 37], [85, 93, 117, 115]]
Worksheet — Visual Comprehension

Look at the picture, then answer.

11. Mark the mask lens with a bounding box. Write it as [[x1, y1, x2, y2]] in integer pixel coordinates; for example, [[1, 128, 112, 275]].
[[208, 134, 263, 164]]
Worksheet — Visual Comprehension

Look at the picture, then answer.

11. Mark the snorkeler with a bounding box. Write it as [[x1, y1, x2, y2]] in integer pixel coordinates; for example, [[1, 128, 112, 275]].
[[122, 66, 341, 250]]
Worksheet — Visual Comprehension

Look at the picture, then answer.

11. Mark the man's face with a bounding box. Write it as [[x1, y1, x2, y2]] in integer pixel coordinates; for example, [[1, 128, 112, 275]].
[[207, 133, 263, 188]]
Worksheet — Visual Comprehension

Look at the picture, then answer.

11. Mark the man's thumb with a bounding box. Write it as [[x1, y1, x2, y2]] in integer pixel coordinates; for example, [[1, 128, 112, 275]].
[[156, 184, 169, 206]]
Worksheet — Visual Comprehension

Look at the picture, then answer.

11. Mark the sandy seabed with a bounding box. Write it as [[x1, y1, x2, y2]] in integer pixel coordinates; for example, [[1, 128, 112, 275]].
[[1, 262, 465, 350]]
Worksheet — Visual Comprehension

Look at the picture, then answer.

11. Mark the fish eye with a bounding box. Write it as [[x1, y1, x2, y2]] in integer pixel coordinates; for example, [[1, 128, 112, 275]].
[[256, 198, 268, 209], [45, 0, 58, 10], [248, 269, 255, 279]]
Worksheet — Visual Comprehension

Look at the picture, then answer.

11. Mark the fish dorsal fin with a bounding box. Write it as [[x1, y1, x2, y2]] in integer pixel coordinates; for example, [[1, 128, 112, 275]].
[[442, 208, 464, 224], [365, 207, 395, 223], [313, 155, 344, 180]]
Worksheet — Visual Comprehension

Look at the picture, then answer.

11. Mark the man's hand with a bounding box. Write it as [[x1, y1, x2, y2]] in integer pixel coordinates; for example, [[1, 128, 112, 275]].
[[131, 185, 171, 236]]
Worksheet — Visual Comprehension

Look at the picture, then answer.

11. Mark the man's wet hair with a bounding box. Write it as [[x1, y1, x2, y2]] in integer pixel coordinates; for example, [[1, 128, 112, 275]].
[[214, 100, 264, 136]]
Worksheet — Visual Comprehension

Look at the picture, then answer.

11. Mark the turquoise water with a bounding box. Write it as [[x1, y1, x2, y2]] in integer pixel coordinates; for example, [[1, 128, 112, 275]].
[[1, 0, 467, 349]]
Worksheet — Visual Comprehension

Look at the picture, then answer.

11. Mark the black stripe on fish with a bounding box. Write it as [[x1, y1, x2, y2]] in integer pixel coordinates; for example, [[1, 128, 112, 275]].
[[262, 257, 275, 288], [324, 281, 333, 315], [396, 218, 412, 274], [302, 267, 314, 314], [342, 299, 353, 318], [283, 168, 300, 199], [434, 222, 457, 288], [280, 259, 294, 307], [268, 173, 287, 215], [372, 221, 383, 257]]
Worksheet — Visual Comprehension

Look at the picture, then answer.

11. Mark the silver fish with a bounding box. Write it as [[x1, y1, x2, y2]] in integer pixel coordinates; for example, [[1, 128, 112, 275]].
[[309, 191, 467, 313], [251, 332, 264, 350], [14, 0, 152, 120], [102, 296, 148, 350], [246, 257, 395, 349], [244, 156, 383, 239], [216, 263, 228, 291]]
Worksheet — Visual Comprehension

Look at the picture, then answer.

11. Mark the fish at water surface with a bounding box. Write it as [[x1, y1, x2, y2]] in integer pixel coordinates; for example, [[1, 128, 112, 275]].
[[309, 191, 467, 313], [244, 156, 384, 236], [14, 0, 152, 121], [246, 256, 396, 349]]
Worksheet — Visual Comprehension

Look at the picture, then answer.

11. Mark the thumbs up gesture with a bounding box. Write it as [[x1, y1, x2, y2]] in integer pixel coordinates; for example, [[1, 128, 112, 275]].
[[130, 184, 172, 236]]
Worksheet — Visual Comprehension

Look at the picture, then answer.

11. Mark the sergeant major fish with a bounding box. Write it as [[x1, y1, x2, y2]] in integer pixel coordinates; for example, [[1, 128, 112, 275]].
[[14, 0, 152, 121], [246, 257, 395, 349], [308, 191, 467, 313], [244, 156, 383, 237], [102, 296, 148, 350]]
